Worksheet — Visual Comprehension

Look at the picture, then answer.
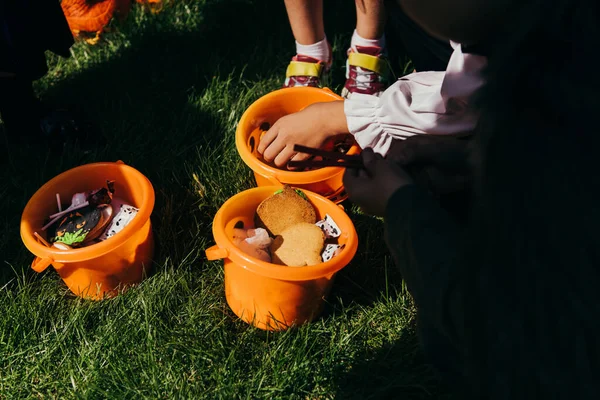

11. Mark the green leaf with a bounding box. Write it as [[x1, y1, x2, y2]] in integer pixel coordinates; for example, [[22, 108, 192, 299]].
[[54, 229, 88, 246], [294, 189, 307, 200]]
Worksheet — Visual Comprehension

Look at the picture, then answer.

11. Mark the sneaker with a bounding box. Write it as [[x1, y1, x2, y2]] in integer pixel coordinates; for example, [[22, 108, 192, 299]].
[[342, 45, 389, 98], [283, 50, 332, 88]]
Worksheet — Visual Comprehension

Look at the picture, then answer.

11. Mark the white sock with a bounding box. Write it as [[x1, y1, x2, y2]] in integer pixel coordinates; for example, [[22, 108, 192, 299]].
[[350, 29, 386, 51], [295, 37, 330, 63]]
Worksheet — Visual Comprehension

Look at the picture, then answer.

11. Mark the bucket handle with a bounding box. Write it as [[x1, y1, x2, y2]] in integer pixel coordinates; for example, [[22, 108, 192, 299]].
[[31, 256, 53, 273], [265, 174, 282, 187], [206, 245, 229, 261]]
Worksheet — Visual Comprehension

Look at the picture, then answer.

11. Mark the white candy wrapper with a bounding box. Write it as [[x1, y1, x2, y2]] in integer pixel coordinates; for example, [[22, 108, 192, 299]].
[[98, 204, 139, 241], [322, 244, 344, 262], [316, 214, 341, 239], [316, 214, 344, 262], [244, 228, 272, 249]]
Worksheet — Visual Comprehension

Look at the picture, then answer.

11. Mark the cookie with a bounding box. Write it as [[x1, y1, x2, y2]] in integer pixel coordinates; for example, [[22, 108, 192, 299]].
[[270, 222, 325, 267], [255, 185, 316, 236]]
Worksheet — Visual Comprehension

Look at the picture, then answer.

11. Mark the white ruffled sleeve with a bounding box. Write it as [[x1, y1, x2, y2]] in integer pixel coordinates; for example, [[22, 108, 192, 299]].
[[344, 42, 487, 156]]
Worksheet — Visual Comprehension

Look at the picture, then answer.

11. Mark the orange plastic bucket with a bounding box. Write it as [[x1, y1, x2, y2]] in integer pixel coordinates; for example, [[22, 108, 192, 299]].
[[235, 87, 361, 203], [205, 186, 358, 331], [20, 161, 155, 300]]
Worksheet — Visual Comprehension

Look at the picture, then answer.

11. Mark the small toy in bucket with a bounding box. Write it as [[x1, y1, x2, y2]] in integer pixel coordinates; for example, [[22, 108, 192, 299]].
[[20, 161, 155, 300], [38, 180, 140, 250], [205, 185, 358, 331]]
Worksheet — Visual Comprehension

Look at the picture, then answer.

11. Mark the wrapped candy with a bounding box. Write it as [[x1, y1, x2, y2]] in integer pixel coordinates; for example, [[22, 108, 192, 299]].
[[316, 214, 341, 239], [245, 228, 272, 248], [316, 214, 343, 262], [232, 227, 273, 263], [322, 243, 344, 262], [98, 203, 139, 241]]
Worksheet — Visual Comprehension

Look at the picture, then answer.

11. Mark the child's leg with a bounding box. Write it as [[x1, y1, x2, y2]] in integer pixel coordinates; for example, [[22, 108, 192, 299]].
[[283, 0, 331, 88], [355, 0, 386, 40], [284, 0, 326, 46], [342, 0, 389, 98]]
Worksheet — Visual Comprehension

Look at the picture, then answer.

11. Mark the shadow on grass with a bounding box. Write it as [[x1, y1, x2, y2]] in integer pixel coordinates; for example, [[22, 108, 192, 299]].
[[0, 0, 358, 285], [334, 337, 457, 400]]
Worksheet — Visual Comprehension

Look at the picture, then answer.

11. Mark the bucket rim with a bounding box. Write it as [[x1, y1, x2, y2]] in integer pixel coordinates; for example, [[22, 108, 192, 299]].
[[235, 87, 361, 184], [20, 161, 155, 264], [210, 186, 358, 281]]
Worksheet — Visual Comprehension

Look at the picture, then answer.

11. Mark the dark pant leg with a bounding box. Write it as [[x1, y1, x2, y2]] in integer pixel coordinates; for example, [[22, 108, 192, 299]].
[[384, 0, 454, 72], [417, 314, 466, 390], [438, 187, 473, 226]]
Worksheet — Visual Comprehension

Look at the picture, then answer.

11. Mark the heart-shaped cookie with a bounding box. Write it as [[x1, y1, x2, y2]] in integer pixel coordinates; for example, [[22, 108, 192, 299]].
[[270, 222, 325, 267]]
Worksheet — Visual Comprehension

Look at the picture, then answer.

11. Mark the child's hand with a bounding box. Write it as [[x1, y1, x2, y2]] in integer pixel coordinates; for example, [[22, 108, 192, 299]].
[[258, 101, 348, 168], [343, 148, 414, 217]]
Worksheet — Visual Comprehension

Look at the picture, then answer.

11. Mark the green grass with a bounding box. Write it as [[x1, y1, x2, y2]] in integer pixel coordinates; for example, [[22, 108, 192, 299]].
[[0, 1, 451, 398]]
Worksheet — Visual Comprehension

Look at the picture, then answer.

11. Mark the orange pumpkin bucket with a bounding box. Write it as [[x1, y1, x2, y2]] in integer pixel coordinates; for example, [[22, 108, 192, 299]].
[[235, 87, 361, 204], [20, 161, 155, 300], [205, 186, 358, 331]]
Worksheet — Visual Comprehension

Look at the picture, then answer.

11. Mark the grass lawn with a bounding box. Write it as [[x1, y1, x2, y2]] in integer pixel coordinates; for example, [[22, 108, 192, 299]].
[[1, 1, 452, 398]]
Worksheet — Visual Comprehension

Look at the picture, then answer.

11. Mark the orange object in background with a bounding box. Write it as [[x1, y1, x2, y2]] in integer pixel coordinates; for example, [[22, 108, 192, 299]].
[[61, 0, 162, 44], [235, 87, 361, 204], [20, 161, 155, 300], [61, 0, 131, 44], [205, 186, 358, 331]]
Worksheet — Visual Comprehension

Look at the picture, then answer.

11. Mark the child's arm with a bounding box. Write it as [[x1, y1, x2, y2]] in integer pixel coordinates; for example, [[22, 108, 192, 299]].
[[259, 42, 486, 166], [346, 41, 486, 155]]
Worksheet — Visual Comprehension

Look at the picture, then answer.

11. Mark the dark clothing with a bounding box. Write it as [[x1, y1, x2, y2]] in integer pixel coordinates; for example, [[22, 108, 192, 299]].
[[382, 11, 475, 385], [385, 1, 477, 228], [383, 2, 600, 398], [0, 0, 73, 79], [385, 1, 454, 72], [384, 14, 474, 378], [385, 182, 600, 399], [385, 1, 490, 71], [384, 185, 465, 389]]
